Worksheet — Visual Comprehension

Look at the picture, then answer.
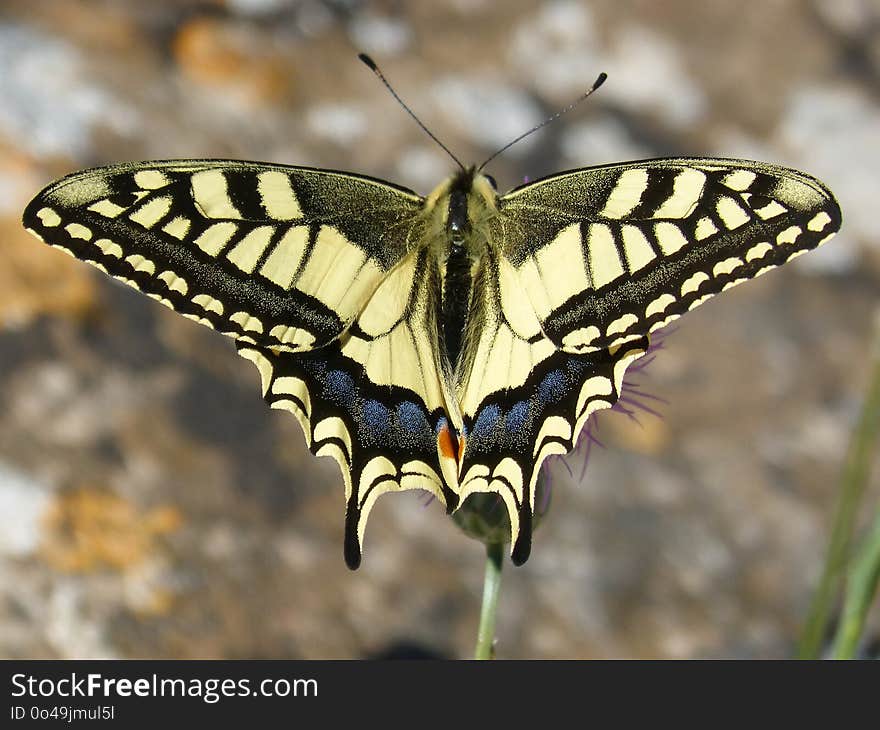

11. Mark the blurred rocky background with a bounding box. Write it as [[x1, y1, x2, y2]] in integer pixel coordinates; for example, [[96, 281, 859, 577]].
[[0, 0, 878, 658]]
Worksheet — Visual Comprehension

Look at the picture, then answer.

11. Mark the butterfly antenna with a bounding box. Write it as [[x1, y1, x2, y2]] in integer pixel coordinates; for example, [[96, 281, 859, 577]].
[[477, 72, 608, 172], [359, 53, 466, 172]]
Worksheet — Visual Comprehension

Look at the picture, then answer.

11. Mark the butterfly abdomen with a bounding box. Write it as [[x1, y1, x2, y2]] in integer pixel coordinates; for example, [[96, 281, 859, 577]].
[[441, 241, 472, 368]]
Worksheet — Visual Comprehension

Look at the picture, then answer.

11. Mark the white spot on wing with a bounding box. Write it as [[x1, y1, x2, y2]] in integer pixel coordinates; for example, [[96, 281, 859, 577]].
[[64, 222, 92, 240], [230, 311, 263, 333], [746, 242, 773, 262], [88, 199, 126, 218], [808, 211, 832, 232], [125, 254, 156, 275], [257, 171, 302, 220], [716, 196, 751, 230], [777, 226, 801, 245], [37, 207, 61, 227], [158, 270, 188, 294], [712, 257, 741, 277], [586, 223, 624, 288], [134, 170, 171, 190], [270, 325, 315, 349], [576, 376, 613, 422], [607, 313, 638, 337], [722, 170, 756, 190], [95, 238, 123, 258], [162, 216, 191, 240], [654, 222, 687, 254], [600, 168, 649, 219], [129, 196, 172, 228], [621, 224, 656, 272], [561, 326, 600, 352], [694, 216, 717, 240], [191, 169, 241, 219], [652, 167, 706, 218], [754, 199, 787, 220], [195, 222, 238, 256], [681, 271, 709, 295], [192, 293, 224, 315], [646, 293, 675, 318], [532, 416, 573, 458]]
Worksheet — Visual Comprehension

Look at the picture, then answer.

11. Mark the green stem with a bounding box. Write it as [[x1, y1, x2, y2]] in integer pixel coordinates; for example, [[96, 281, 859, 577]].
[[474, 541, 504, 660], [796, 312, 880, 659], [831, 508, 880, 659]]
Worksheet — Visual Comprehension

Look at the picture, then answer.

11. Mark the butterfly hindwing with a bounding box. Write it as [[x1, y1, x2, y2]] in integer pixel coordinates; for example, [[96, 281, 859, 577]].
[[239, 339, 455, 570], [459, 334, 649, 564], [497, 158, 841, 354], [23, 160, 423, 352]]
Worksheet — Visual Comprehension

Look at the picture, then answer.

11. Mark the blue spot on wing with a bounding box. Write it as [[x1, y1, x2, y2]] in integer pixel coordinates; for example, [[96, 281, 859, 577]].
[[473, 404, 501, 436], [363, 399, 390, 431], [538, 369, 567, 404], [360, 399, 391, 447], [393, 401, 434, 450], [324, 369, 356, 407], [505, 400, 530, 432]]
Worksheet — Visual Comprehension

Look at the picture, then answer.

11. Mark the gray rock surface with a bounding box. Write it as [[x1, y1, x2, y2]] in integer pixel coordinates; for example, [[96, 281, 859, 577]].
[[0, 0, 877, 658]]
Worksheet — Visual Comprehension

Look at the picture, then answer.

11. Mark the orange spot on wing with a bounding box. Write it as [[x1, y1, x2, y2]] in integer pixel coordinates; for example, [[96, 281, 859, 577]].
[[438, 423, 459, 462]]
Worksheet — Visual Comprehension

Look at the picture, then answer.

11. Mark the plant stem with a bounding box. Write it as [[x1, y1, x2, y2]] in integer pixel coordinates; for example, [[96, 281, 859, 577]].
[[831, 508, 880, 659], [474, 541, 504, 659], [796, 311, 880, 659]]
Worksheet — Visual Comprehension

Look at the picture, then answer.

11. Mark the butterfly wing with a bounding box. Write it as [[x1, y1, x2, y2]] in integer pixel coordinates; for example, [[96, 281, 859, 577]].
[[23, 160, 458, 568], [498, 157, 841, 353], [458, 158, 841, 563], [23, 160, 423, 352]]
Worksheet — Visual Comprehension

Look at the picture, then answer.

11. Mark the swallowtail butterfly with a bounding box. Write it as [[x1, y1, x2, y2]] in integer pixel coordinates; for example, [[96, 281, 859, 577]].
[[23, 73, 841, 569]]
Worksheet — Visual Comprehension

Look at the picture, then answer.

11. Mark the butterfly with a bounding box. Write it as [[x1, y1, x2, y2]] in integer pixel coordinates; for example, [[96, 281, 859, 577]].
[[22, 65, 841, 569]]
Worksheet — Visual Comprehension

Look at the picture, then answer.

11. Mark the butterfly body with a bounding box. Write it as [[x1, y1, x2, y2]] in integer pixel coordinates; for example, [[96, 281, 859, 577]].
[[23, 156, 841, 568]]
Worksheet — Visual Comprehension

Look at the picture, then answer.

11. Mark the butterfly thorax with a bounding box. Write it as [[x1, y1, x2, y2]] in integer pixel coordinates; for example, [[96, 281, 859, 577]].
[[426, 167, 498, 374]]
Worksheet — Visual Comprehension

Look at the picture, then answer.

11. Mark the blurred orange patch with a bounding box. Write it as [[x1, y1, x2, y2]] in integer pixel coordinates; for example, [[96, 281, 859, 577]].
[[172, 17, 291, 103], [0, 146, 97, 329], [605, 409, 671, 456], [1, 218, 96, 329], [40, 488, 183, 573]]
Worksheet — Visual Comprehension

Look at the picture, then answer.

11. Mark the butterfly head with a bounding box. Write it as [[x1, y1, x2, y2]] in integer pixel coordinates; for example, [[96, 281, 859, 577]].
[[424, 166, 499, 251]]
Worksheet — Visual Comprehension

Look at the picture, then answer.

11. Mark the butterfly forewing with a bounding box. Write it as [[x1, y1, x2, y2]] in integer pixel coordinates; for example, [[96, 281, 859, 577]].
[[497, 158, 841, 354], [23, 160, 423, 352]]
